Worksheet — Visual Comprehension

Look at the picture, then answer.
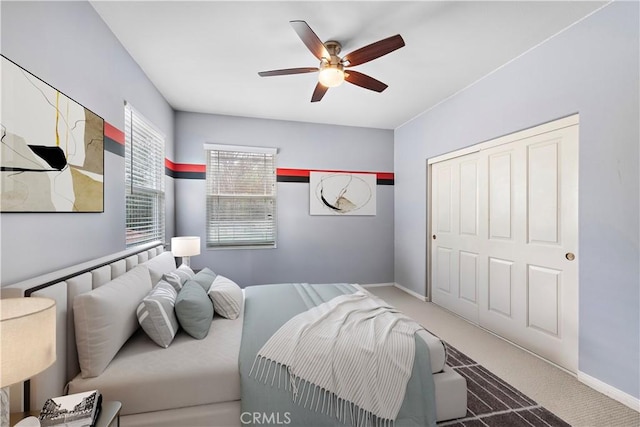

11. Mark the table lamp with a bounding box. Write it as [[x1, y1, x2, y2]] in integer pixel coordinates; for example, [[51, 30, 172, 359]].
[[171, 236, 201, 267], [0, 297, 56, 426]]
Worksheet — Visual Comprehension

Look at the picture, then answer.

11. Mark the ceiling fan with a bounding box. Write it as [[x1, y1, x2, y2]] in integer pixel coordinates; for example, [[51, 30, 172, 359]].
[[258, 20, 405, 102]]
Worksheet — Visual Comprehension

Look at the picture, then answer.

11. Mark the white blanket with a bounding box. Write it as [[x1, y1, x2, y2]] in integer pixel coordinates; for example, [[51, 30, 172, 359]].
[[251, 291, 424, 425]]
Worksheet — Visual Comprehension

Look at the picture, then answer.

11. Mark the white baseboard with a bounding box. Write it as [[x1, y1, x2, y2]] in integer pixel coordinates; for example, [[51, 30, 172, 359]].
[[393, 283, 427, 302], [578, 371, 640, 412], [360, 282, 428, 302], [361, 283, 396, 288]]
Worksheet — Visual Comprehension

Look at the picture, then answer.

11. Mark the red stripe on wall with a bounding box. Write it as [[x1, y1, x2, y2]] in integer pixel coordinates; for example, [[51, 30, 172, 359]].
[[104, 122, 125, 145], [277, 168, 394, 180], [277, 168, 309, 177], [102, 127, 391, 181], [165, 159, 206, 173], [162, 163, 393, 179]]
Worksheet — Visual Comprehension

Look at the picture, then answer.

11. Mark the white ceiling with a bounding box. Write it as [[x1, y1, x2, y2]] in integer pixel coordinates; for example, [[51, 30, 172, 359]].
[[91, 1, 606, 130]]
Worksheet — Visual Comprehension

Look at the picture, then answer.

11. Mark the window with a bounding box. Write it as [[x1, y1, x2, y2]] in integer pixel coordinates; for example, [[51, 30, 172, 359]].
[[125, 103, 165, 247], [205, 144, 277, 248]]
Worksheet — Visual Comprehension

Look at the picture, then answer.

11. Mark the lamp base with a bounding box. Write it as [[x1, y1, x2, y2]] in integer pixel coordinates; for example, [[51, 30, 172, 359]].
[[181, 256, 191, 268], [1, 386, 9, 427]]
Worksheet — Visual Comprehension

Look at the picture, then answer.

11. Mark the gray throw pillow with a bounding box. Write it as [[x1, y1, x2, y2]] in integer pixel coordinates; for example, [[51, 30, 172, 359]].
[[137, 280, 179, 348], [175, 280, 213, 339], [192, 267, 217, 291]]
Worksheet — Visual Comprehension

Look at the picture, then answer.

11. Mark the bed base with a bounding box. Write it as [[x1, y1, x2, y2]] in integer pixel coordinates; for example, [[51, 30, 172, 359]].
[[119, 367, 465, 426], [4, 241, 467, 424]]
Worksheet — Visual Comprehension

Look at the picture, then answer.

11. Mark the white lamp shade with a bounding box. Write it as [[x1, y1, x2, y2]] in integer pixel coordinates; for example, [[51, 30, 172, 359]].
[[0, 297, 56, 387], [171, 236, 201, 257]]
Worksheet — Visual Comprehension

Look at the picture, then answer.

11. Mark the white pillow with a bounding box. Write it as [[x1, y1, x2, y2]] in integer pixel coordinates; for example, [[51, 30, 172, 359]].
[[177, 264, 195, 279], [207, 275, 243, 320], [74, 264, 152, 378], [143, 251, 178, 285]]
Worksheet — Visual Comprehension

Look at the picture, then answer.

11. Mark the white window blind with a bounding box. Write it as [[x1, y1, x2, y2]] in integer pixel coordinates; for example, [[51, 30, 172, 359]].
[[125, 103, 165, 247], [206, 145, 277, 248]]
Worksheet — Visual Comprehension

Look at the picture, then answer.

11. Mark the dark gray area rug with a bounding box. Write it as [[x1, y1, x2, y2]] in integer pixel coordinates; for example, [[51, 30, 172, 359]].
[[438, 343, 571, 427]]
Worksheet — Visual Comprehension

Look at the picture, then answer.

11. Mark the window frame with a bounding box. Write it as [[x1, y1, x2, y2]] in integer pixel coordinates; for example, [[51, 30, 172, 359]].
[[124, 103, 166, 248], [204, 143, 277, 250]]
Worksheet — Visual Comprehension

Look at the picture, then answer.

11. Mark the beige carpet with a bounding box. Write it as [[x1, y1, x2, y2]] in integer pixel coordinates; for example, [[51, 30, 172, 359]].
[[366, 286, 640, 427]]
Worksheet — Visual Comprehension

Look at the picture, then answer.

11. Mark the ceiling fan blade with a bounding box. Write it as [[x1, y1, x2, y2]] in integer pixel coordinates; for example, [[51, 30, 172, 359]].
[[342, 34, 405, 67], [344, 70, 388, 92], [258, 67, 319, 77], [290, 20, 330, 60], [311, 83, 328, 102]]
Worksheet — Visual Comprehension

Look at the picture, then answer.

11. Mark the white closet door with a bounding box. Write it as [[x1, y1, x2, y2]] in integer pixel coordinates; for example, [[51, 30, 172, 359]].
[[479, 124, 579, 372], [431, 153, 481, 324], [430, 117, 579, 373]]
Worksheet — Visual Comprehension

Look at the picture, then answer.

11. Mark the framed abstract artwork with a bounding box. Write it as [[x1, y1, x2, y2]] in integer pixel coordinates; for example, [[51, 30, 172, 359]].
[[1, 55, 104, 212], [310, 171, 376, 215]]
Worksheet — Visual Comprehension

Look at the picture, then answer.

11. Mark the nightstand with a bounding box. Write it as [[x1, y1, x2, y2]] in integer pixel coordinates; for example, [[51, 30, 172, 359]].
[[10, 400, 121, 427]]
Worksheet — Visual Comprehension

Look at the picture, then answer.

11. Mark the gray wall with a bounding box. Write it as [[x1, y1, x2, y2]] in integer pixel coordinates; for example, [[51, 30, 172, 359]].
[[174, 112, 394, 286], [394, 2, 639, 399], [0, 1, 175, 285]]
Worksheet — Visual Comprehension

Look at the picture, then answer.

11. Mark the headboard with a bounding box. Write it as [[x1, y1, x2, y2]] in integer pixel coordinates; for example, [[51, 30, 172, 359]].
[[3, 241, 166, 412]]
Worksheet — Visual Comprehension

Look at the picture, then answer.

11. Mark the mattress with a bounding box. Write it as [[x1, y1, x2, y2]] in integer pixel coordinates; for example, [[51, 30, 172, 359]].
[[68, 308, 244, 416], [417, 329, 447, 373], [353, 285, 447, 374]]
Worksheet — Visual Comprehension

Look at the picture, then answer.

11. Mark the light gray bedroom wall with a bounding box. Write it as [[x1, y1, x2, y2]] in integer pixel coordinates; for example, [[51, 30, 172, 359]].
[[0, 1, 175, 285], [394, 2, 639, 399], [174, 112, 394, 286]]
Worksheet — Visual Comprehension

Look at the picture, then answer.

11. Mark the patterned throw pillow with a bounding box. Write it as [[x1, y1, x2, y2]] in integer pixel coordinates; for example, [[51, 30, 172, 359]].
[[163, 272, 185, 292], [136, 280, 179, 348], [207, 275, 243, 320], [163, 265, 196, 292]]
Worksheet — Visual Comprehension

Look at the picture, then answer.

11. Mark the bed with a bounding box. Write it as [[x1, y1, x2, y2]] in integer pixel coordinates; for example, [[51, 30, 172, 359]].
[[4, 242, 467, 426]]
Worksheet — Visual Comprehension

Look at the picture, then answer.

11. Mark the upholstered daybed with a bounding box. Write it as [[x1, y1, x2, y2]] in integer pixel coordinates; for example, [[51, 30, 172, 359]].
[[5, 242, 467, 426]]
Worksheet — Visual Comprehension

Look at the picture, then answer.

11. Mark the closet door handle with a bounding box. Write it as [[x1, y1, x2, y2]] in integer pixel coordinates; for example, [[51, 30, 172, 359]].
[[565, 252, 575, 261]]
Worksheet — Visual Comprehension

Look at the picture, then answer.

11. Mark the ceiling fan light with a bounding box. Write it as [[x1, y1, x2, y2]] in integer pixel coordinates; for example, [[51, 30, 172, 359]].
[[318, 66, 344, 88]]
